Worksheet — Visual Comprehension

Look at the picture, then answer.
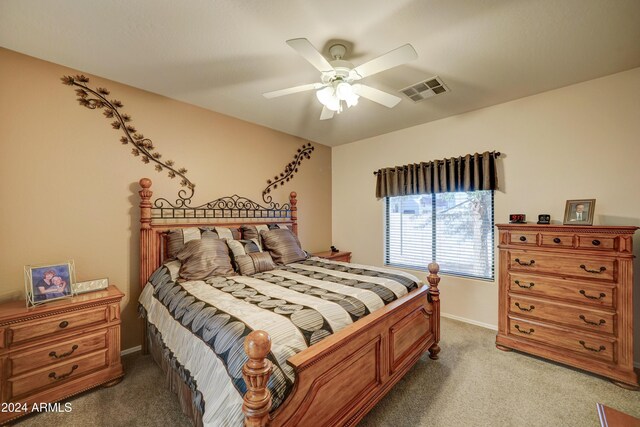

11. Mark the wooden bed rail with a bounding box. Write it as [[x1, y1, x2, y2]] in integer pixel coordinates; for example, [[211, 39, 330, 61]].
[[242, 262, 442, 426]]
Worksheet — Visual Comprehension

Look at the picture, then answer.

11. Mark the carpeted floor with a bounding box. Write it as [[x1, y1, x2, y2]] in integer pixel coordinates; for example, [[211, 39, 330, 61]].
[[15, 318, 640, 426]]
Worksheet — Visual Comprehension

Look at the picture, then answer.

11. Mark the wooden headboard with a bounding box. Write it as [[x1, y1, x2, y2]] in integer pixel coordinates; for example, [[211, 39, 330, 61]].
[[138, 178, 298, 289]]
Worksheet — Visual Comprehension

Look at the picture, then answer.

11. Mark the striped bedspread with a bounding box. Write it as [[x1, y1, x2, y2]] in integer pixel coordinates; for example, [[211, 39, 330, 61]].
[[139, 257, 421, 426]]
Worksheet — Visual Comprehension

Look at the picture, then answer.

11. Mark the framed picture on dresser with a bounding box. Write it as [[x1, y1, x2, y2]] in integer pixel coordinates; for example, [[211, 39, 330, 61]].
[[563, 199, 595, 225], [24, 261, 75, 307]]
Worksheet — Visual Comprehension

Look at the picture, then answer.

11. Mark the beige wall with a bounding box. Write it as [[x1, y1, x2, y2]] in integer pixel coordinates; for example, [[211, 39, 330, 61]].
[[0, 48, 332, 350], [332, 67, 640, 363]]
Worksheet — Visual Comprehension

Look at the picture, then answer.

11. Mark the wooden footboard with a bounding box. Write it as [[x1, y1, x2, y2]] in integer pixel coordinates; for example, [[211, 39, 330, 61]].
[[243, 263, 441, 427]]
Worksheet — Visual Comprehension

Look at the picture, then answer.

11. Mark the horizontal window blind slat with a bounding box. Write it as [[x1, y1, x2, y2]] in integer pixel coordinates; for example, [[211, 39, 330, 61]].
[[385, 191, 494, 280]]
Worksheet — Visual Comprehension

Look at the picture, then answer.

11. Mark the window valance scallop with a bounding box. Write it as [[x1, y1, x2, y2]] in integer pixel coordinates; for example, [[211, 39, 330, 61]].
[[374, 151, 500, 199]]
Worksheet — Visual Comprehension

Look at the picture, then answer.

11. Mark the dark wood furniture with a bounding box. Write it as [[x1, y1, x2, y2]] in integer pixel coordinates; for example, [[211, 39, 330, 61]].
[[312, 250, 352, 262], [138, 178, 441, 427], [0, 286, 124, 424], [597, 403, 640, 427], [496, 224, 638, 389]]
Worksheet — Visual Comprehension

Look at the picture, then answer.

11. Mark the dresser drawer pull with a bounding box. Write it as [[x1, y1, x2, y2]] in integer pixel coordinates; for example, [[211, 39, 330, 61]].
[[592, 239, 601, 246], [514, 325, 534, 335], [514, 302, 535, 312], [48, 364, 78, 381], [553, 238, 561, 244], [514, 258, 535, 266], [519, 236, 527, 242], [580, 264, 606, 274], [579, 315, 605, 326], [59, 320, 69, 329], [579, 341, 605, 353], [579, 290, 606, 300], [49, 344, 79, 359], [514, 280, 535, 289]]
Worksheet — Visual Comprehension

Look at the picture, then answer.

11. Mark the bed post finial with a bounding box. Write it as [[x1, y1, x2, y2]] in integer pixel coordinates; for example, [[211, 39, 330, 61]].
[[243, 330, 273, 427], [427, 262, 441, 360], [289, 191, 298, 236], [139, 178, 153, 230]]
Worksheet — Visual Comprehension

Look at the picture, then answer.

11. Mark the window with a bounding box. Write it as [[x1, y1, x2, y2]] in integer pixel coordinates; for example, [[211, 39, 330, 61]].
[[385, 191, 494, 280]]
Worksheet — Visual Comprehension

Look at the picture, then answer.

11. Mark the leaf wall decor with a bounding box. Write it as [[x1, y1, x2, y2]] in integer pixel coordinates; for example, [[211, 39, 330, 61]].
[[262, 142, 314, 205], [61, 74, 195, 201]]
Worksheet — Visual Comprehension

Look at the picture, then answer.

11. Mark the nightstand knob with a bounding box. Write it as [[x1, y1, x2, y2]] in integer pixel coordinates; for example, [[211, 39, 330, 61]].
[[59, 320, 69, 329], [553, 238, 561, 244], [519, 236, 526, 242]]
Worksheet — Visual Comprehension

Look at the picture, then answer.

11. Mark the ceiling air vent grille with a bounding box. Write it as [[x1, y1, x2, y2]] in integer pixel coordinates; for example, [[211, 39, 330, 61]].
[[400, 76, 449, 102]]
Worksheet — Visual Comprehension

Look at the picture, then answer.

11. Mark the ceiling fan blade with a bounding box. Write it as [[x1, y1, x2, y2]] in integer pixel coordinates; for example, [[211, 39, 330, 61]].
[[320, 106, 335, 120], [351, 44, 417, 80], [263, 83, 324, 99], [286, 38, 335, 73], [354, 84, 402, 108]]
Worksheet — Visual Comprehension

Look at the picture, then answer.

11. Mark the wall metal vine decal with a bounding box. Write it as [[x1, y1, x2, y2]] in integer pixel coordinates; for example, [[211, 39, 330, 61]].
[[262, 143, 314, 205], [61, 74, 195, 202]]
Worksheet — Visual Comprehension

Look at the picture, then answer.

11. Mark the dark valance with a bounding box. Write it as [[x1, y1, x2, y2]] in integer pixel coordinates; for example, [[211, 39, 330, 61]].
[[374, 151, 500, 199]]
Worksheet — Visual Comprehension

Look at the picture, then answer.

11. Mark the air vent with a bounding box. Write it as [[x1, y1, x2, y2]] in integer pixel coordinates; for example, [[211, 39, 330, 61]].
[[400, 76, 449, 102]]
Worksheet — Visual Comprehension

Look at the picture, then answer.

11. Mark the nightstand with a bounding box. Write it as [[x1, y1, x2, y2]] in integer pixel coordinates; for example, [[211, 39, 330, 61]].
[[0, 286, 124, 424], [313, 250, 352, 263]]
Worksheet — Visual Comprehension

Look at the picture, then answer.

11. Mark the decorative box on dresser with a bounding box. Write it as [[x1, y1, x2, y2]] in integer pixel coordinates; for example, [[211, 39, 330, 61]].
[[312, 250, 352, 262], [0, 286, 124, 424], [495, 224, 638, 389]]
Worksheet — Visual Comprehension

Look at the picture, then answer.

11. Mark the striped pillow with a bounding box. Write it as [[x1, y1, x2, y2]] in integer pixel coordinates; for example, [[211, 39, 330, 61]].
[[240, 225, 271, 250], [176, 238, 235, 281], [166, 228, 219, 259], [235, 252, 276, 275], [260, 228, 307, 265]]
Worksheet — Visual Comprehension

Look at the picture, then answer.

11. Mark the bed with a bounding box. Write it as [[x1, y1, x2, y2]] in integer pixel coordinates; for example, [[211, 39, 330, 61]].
[[137, 178, 441, 426]]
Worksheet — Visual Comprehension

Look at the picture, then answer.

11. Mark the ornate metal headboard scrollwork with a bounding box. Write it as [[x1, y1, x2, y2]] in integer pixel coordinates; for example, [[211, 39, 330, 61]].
[[138, 178, 298, 289]]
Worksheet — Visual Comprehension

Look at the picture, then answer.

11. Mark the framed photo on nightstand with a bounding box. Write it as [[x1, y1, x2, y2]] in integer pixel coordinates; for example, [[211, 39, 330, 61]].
[[24, 260, 76, 307]]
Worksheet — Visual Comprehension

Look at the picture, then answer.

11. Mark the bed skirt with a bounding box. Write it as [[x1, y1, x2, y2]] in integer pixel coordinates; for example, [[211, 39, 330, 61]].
[[145, 319, 204, 427]]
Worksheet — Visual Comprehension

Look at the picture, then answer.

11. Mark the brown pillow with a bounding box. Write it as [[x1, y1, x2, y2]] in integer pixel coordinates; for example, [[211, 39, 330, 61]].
[[260, 228, 307, 265], [176, 239, 235, 281], [166, 228, 219, 259], [235, 252, 276, 275]]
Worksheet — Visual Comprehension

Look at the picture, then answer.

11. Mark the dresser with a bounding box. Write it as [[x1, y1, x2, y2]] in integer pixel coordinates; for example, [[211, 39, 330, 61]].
[[0, 286, 124, 424], [312, 250, 352, 262], [495, 224, 638, 388]]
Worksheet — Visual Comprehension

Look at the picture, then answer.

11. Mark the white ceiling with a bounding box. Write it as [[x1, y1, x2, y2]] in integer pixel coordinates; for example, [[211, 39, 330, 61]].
[[1, 0, 639, 147]]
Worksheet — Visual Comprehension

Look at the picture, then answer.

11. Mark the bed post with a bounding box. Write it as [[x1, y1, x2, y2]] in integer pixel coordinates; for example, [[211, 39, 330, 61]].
[[289, 191, 298, 236], [427, 262, 441, 360], [139, 178, 155, 288], [139, 178, 154, 354], [243, 330, 273, 427]]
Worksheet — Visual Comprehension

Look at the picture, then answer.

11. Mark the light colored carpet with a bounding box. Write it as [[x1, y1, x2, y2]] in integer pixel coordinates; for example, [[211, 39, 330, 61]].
[[15, 318, 639, 426]]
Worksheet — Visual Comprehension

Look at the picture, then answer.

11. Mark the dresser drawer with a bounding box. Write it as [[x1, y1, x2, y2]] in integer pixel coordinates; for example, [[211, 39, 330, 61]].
[[508, 231, 538, 246], [508, 295, 615, 335], [508, 317, 615, 363], [508, 251, 616, 282], [539, 233, 574, 248], [508, 274, 615, 308], [8, 306, 109, 346], [9, 330, 108, 376], [7, 349, 109, 400], [576, 235, 617, 251]]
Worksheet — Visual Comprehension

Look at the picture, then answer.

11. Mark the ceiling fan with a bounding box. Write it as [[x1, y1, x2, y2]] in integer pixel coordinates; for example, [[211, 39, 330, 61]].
[[263, 38, 418, 120]]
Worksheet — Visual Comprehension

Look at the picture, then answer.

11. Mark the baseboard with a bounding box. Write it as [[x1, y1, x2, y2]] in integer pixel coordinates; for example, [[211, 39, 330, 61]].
[[441, 312, 498, 331], [121, 345, 142, 356]]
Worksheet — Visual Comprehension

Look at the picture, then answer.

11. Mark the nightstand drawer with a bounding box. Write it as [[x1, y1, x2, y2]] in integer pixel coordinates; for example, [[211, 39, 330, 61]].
[[576, 235, 617, 251], [7, 349, 109, 400], [9, 306, 109, 346], [10, 330, 108, 376]]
